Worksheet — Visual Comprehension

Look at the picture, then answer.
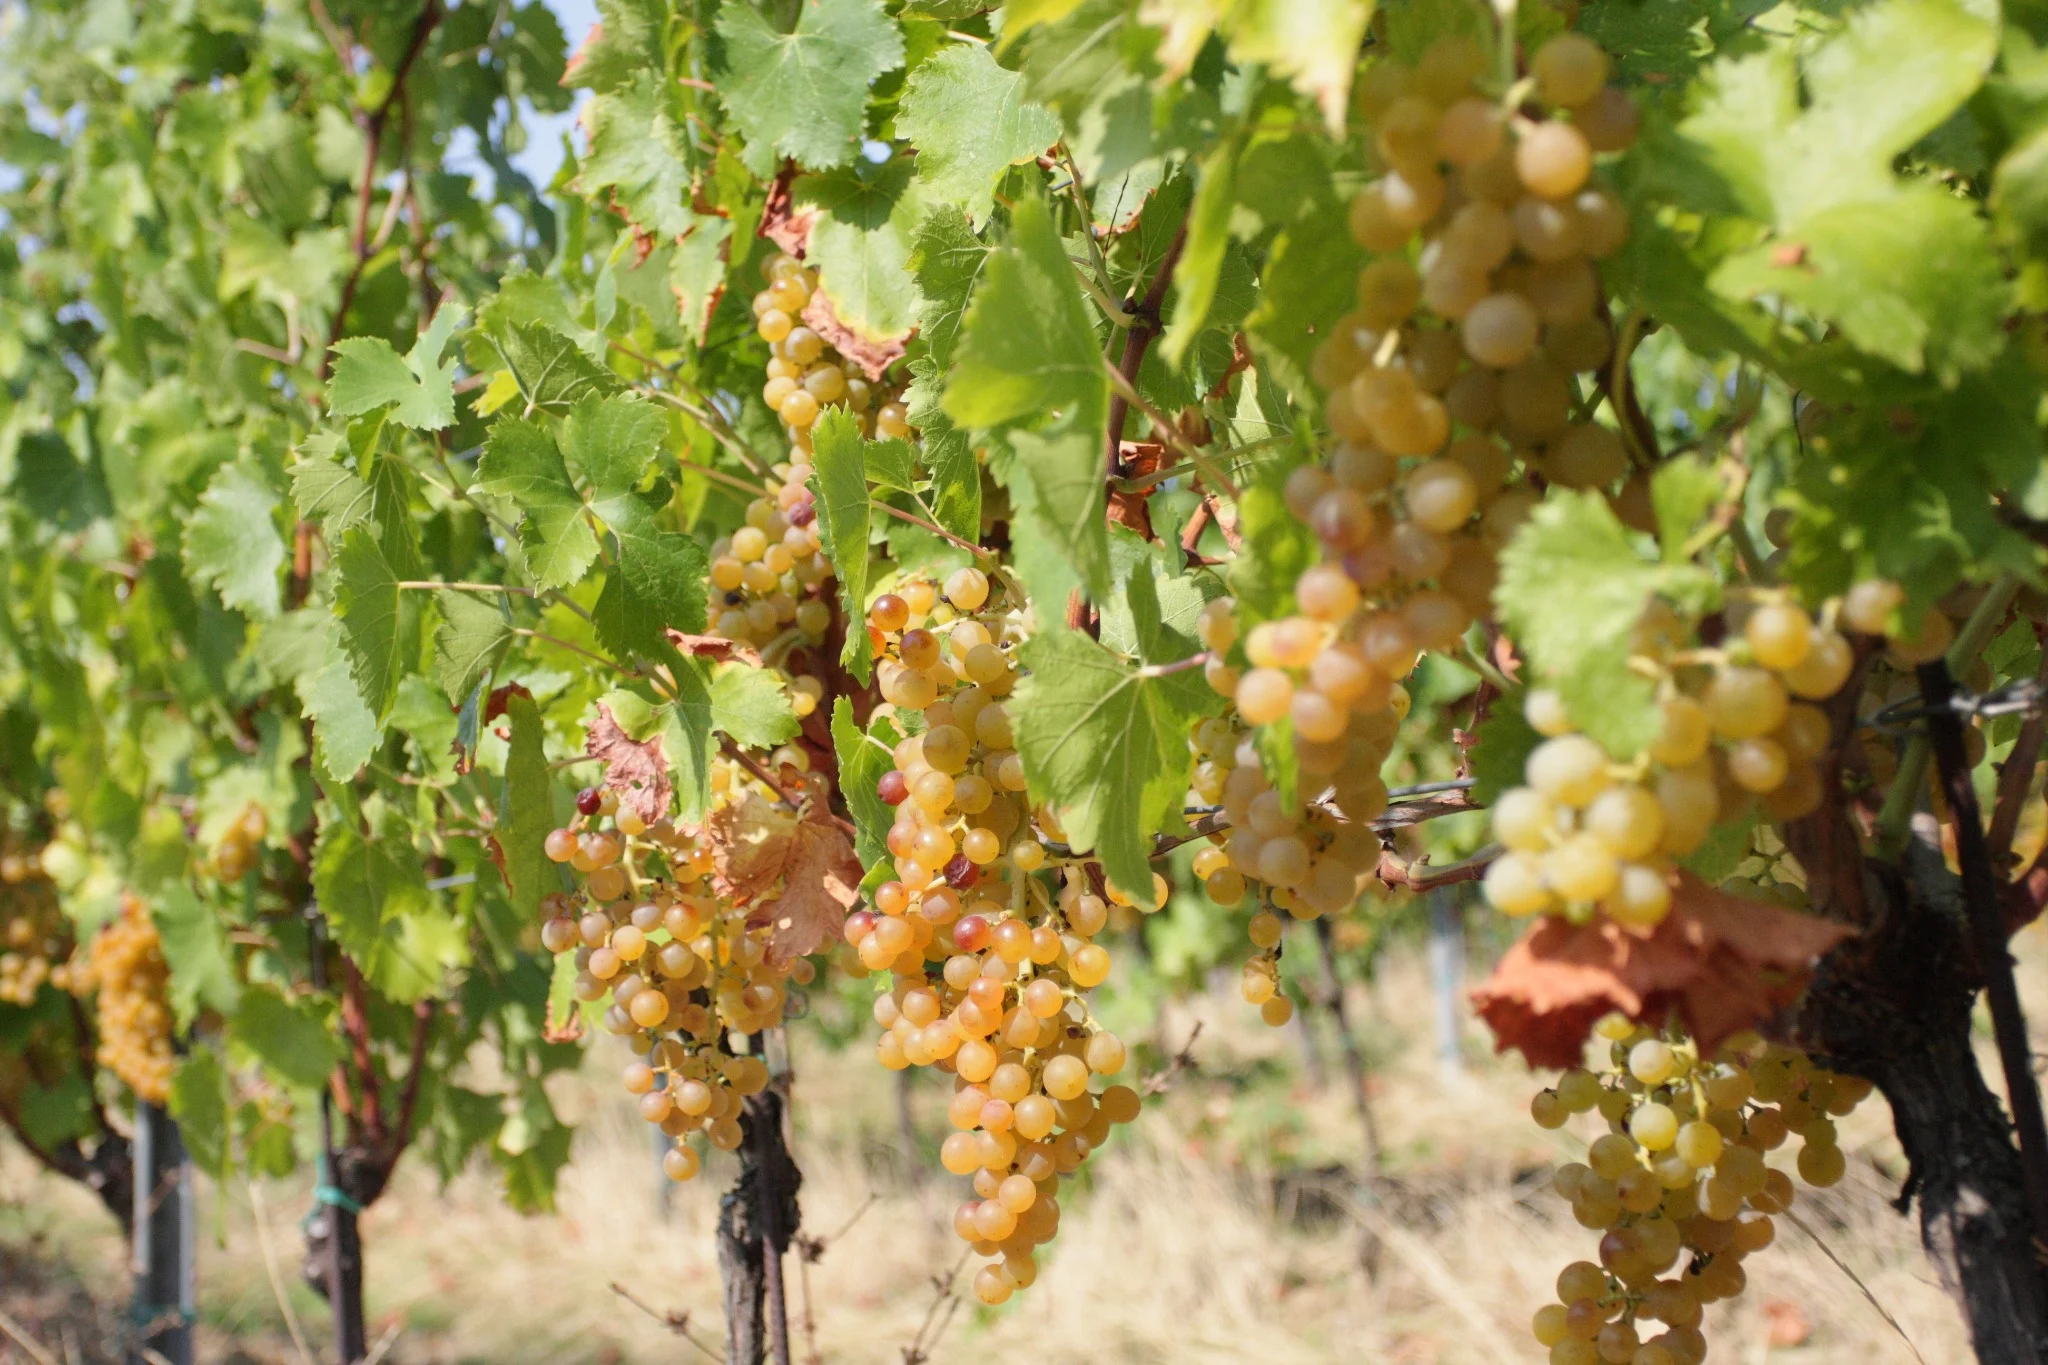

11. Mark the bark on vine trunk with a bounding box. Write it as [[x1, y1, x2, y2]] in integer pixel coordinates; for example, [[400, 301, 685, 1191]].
[[1795, 843, 2048, 1364], [717, 1088, 802, 1365]]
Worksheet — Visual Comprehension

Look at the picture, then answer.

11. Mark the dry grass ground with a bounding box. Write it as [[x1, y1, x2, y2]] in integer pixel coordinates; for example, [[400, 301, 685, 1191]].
[[11, 925, 2045, 1365]]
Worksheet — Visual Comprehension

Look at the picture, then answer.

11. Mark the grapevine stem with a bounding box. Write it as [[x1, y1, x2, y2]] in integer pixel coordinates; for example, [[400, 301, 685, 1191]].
[[1875, 573, 2022, 856], [395, 580, 535, 596], [512, 630, 626, 673], [1918, 657, 2048, 1266], [874, 499, 996, 559], [1104, 365, 1242, 499]]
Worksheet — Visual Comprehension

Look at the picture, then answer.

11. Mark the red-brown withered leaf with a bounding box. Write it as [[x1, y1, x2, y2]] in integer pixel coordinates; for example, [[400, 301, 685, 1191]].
[[584, 702, 672, 826], [747, 808, 862, 966], [1471, 872, 1855, 1068]]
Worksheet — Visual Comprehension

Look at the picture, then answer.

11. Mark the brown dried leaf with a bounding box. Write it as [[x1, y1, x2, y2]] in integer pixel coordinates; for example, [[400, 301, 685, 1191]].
[[747, 811, 862, 966], [705, 791, 801, 903], [760, 167, 815, 258], [666, 630, 764, 667], [585, 703, 673, 825], [1471, 873, 1856, 1068], [800, 290, 907, 382]]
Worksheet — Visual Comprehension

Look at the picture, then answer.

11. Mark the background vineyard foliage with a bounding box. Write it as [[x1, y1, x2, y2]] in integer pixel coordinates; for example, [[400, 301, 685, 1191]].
[[4, 0, 2048, 1355]]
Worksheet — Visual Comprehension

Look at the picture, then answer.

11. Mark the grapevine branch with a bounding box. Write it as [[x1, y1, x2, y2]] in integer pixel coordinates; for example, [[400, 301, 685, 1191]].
[[1105, 220, 1188, 481], [322, 0, 445, 379], [1919, 659, 2048, 1253]]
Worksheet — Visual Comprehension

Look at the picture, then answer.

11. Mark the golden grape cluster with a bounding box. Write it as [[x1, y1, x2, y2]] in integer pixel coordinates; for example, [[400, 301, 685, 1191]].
[[0, 832, 71, 1006], [209, 804, 268, 882], [1482, 575, 1956, 926], [75, 893, 175, 1104], [540, 776, 815, 1182], [1188, 29, 1640, 1016], [1528, 1017, 1869, 1365], [750, 253, 911, 448], [850, 572, 1148, 1303], [705, 460, 836, 664]]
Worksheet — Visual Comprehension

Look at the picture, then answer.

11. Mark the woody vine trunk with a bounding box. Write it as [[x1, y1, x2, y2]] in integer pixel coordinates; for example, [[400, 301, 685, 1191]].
[[1795, 841, 2048, 1363]]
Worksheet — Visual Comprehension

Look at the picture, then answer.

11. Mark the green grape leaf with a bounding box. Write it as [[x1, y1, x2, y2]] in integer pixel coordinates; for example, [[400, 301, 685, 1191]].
[[798, 158, 927, 348], [230, 987, 341, 1091], [946, 195, 1110, 595], [1159, 141, 1236, 369], [898, 43, 1061, 226], [301, 623, 384, 784], [1649, 454, 1727, 564], [1013, 577, 1219, 905], [500, 691, 557, 917], [660, 663, 801, 819], [905, 361, 981, 543], [327, 305, 465, 430], [910, 204, 993, 368], [494, 323, 623, 415], [716, 0, 907, 175], [476, 417, 601, 591], [331, 527, 404, 721], [183, 462, 286, 619], [578, 78, 696, 240], [1227, 454, 1315, 627], [564, 0, 671, 93], [563, 393, 666, 495], [434, 591, 512, 703], [1496, 490, 1715, 758], [832, 697, 894, 869], [945, 194, 1107, 430], [1468, 705, 1540, 807], [168, 1049, 231, 1181], [589, 486, 709, 660], [808, 408, 875, 682], [495, 1107, 574, 1213], [1246, 198, 1362, 395], [291, 444, 377, 532], [152, 884, 242, 1028], [311, 816, 431, 972]]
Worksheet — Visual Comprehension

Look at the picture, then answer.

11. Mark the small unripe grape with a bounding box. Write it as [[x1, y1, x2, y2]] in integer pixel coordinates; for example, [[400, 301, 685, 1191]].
[[1704, 667, 1788, 739], [1629, 1039, 1676, 1085], [1517, 122, 1594, 198], [1550, 425, 1627, 490], [1437, 97, 1505, 166], [1527, 734, 1611, 807], [1648, 696, 1712, 767], [1236, 668, 1295, 726], [1493, 787, 1558, 853], [1461, 293, 1540, 369], [1888, 608, 1953, 665], [1546, 834, 1620, 903], [1533, 34, 1610, 107], [1260, 994, 1295, 1027], [1744, 602, 1813, 671], [1630, 1101, 1679, 1151], [1780, 628, 1853, 700], [1531, 1089, 1569, 1129], [1484, 849, 1553, 917], [1356, 257, 1423, 328], [1513, 195, 1584, 262], [1525, 688, 1573, 737], [1606, 863, 1672, 927], [1726, 737, 1789, 793], [1842, 578, 1904, 635], [1404, 459, 1478, 533], [1296, 563, 1360, 621]]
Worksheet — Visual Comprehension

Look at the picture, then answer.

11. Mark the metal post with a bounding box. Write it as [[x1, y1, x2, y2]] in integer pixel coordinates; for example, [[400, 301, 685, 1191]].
[[131, 1102, 194, 1365], [1427, 890, 1466, 1081]]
